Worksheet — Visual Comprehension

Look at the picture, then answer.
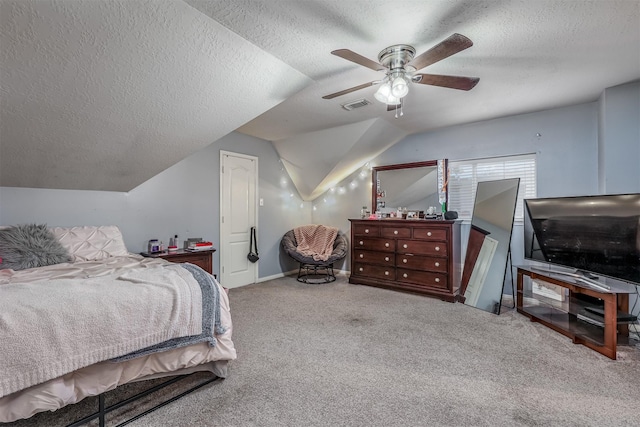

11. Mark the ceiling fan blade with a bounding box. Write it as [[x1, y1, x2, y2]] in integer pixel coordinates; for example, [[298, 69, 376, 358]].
[[413, 73, 479, 91], [322, 81, 376, 99], [408, 33, 473, 71], [331, 49, 386, 72]]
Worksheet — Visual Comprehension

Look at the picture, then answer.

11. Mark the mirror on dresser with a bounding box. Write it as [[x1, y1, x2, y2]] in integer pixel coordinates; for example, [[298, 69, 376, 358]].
[[372, 160, 448, 216], [459, 178, 520, 314]]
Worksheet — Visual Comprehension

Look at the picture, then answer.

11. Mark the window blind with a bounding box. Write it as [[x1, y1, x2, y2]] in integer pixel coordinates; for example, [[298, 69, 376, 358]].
[[448, 154, 537, 221]]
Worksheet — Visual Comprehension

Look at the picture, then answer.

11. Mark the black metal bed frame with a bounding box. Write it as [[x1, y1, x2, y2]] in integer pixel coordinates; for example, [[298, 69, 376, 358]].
[[66, 372, 220, 427]]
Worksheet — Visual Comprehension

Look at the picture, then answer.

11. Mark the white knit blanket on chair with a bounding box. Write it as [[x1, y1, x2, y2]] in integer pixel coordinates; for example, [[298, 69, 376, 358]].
[[294, 225, 338, 262]]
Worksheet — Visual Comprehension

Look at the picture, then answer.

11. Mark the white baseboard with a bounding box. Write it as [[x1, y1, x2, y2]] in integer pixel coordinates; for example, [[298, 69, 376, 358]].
[[256, 268, 350, 283], [256, 269, 298, 283]]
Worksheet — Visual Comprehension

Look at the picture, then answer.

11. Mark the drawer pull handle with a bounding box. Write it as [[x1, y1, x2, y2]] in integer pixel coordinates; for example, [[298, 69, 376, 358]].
[[403, 273, 408, 278], [435, 246, 440, 251], [385, 242, 390, 248], [403, 258, 407, 263], [365, 229, 370, 233], [385, 271, 390, 276], [394, 230, 398, 235], [435, 262, 440, 267], [403, 244, 408, 249], [359, 254, 364, 258], [359, 241, 364, 245], [384, 256, 390, 262], [427, 231, 432, 236], [435, 278, 440, 283], [359, 267, 363, 272]]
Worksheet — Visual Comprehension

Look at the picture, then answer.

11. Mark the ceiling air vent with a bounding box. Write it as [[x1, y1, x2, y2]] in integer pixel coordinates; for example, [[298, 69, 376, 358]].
[[341, 99, 371, 111]]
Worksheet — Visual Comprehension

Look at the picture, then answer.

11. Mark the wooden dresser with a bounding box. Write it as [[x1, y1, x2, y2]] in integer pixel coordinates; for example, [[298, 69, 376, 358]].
[[349, 219, 461, 301]]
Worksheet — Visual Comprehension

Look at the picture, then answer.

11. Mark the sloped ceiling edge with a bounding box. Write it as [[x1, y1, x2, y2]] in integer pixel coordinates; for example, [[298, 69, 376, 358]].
[[0, 0, 312, 191], [274, 119, 408, 201]]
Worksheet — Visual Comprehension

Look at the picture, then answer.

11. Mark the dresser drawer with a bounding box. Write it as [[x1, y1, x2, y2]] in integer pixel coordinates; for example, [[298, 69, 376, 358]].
[[353, 237, 395, 252], [353, 263, 395, 280], [354, 250, 394, 265], [396, 268, 448, 289], [380, 226, 411, 238], [397, 240, 448, 257], [412, 228, 447, 241], [353, 223, 380, 236], [396, 254, 447, 273]]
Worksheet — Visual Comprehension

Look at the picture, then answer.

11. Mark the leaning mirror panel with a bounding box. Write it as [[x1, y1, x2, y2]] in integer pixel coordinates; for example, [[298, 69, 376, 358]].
[[460, 178, 520, 313]]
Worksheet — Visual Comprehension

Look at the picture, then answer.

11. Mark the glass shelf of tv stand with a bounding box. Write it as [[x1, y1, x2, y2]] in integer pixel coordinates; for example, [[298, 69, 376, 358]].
[[516, 266, 636, 359], [519, 284, 608, 346]]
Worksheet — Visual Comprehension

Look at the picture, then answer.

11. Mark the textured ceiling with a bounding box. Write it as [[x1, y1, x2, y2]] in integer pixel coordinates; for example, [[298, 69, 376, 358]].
[[1, 0, 639, 197], [0, 0, 311, 191]]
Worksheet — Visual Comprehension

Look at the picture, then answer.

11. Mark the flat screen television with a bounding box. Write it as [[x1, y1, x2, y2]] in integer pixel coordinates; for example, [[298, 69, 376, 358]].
[[523, 193, 640, 285]]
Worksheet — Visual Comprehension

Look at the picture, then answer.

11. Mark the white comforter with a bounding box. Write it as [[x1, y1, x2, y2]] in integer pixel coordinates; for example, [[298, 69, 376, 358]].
[[0, 255, 205, 398]]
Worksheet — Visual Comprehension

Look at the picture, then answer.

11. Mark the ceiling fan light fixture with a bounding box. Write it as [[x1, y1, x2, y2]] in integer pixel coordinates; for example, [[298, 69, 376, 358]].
[[385, 94, 400, 105], [374, 82, 392, 103], [391, 76, 409, 98], [324, 34, 479, 116]]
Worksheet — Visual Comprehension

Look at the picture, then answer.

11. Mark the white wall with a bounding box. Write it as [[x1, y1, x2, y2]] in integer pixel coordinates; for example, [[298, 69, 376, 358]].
[[598, 81, 640, 194], [0, 131, 310, 279]]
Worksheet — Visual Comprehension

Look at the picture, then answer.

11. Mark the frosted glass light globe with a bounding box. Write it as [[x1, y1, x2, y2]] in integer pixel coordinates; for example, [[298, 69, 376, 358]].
[[374, 82, 392, 103], [391, 76, 409, 98]]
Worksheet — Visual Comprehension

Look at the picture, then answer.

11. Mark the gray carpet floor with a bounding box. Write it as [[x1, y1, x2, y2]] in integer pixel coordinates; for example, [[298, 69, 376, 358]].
[[7, 275, 640, 426]]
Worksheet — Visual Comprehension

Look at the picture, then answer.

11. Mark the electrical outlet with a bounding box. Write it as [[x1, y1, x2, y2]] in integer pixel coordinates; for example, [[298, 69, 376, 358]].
[[259, 198, 264, 206]]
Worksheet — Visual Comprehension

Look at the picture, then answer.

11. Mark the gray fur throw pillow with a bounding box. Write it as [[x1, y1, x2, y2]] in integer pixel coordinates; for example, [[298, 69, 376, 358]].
[[0, 224, 72, 270]]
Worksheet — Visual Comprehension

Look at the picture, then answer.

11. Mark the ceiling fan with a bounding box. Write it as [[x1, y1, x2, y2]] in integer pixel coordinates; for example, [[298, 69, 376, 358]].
[[322, 33, 480, 117]]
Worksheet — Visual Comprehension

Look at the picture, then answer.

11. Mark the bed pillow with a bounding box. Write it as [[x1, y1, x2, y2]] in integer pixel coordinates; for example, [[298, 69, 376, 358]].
[[49, 225, 129, 262], [0, 224, 72, 270]]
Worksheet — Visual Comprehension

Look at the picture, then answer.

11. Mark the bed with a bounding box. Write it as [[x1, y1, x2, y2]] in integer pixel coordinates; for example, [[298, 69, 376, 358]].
[[0, 224, 236, 424]]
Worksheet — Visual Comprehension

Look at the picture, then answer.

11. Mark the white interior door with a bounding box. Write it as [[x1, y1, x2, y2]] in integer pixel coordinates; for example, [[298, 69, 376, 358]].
[[220, 151, 258, 288]]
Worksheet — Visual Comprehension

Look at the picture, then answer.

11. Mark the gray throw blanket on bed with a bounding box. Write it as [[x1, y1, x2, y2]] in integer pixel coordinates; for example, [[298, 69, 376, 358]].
[[112, 263, 227, 362]]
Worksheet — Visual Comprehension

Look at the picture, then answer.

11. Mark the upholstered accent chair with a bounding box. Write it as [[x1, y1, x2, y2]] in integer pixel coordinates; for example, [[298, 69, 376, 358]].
[[281, 229, 347, 284]]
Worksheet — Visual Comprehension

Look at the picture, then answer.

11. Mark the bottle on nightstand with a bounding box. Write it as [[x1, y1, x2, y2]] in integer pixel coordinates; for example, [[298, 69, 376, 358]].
[[168, 235, 178, 252]]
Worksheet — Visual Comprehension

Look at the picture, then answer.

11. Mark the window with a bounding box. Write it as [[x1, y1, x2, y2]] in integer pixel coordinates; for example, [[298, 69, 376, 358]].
[[448, 154, 536, 222]]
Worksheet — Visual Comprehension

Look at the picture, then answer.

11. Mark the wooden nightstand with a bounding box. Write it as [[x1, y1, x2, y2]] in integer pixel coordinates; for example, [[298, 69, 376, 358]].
[[141, 249, 216, 275]]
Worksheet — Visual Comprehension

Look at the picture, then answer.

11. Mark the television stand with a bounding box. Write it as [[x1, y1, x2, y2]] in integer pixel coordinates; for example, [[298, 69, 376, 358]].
[[516, 266, 637, 360]]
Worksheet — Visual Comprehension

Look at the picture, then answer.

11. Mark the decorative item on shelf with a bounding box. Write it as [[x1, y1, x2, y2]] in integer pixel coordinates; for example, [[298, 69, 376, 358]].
[[437, 159, 449, 215], [186, 241, 214, 252], [184, 237, 202, 250], [444, 211, 458, 220], [361, 206, 369, 219], [168, 234, 179, 252], [148, 239, 161, 254]]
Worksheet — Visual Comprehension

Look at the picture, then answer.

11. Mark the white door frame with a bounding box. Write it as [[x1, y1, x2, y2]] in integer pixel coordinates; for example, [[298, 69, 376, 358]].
[[219, 150, 259, 287]]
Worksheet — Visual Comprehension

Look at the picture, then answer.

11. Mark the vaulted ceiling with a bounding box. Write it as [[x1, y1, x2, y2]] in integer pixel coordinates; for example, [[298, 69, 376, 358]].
[[1, 1, 639, 199]]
